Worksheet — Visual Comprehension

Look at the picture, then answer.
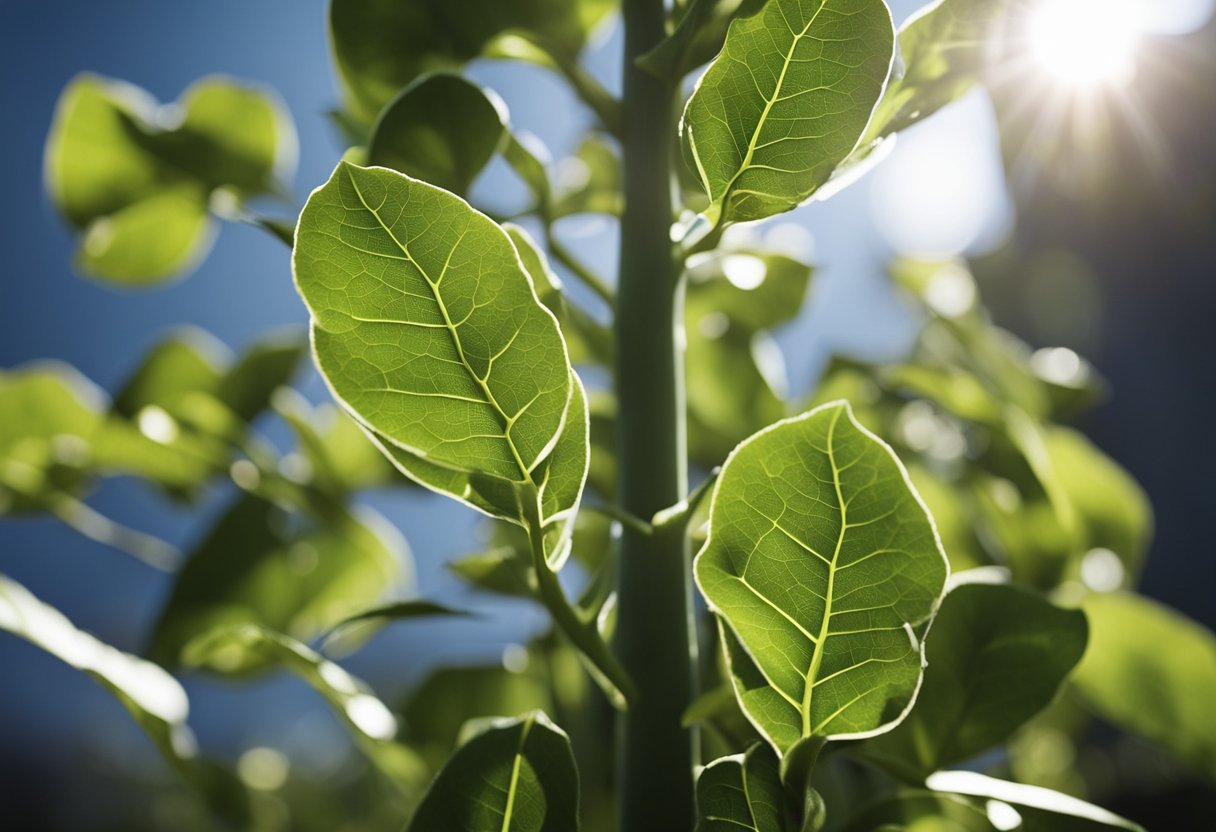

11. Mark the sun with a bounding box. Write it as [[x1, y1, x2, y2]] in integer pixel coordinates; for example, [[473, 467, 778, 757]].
[[1027, 0, 1143, 88]]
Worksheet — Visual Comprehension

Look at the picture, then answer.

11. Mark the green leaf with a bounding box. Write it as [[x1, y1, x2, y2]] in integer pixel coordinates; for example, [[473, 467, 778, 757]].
[[925, 771, 1145, 831], [183, 624, 427, 792], [1071, 592, 1216, 779], [695, 400, 948, 753], [329, 0, 616, 122], [0, 572, 193, 762], [859, 581, 1087, 780], [863, 0, 1009, 143], [638, 0, 765, 80], [407, 710, 579, 832], [403, 664, 553, 765], [212, 330, 307, 423], [552, 133, 622, 218], [46, 73, 294, 285], [680, 0, 895, 227], [113, 328, 227, 418], [323, 599, 469, 645], [695, 743, 789, 831], [274, 392, 398, 495], [368, 73, 507, 196], [74, 187, 214, 283], [150, 495, 403, 672], [1043, 428, 1153, 580], [505, 223, 613, 367], [294, 162, 571, 486]]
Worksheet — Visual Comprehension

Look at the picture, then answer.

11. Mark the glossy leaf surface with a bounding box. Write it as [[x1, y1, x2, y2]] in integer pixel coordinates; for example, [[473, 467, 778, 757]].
[[926, 771, 1145, 831], [408, 711, 579, 832], [861, 581, 1087, 780], [681, 0, 894, 226], [696, 401, 948, 752]]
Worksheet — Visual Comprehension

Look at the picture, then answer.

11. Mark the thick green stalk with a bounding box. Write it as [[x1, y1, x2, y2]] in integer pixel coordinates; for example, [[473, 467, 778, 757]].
[[615, 0, 698, 829]]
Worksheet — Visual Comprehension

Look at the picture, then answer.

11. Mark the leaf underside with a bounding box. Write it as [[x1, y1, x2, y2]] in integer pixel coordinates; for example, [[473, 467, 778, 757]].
[[695, 400, 948, 753]]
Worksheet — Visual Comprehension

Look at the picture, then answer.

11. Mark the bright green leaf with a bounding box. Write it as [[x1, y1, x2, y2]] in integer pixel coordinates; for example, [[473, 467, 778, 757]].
[[926, 771, 1145, 831], [46, 73, 295, 285], [150, 495, 404, 672], [863, 0, 1009, 143], [695, 743, 789, 831], [74, 186, 214, 284], [368, 73, 506, 195], [113, 328, 227, 418], [293, 162, 571, 485], [680, 0, 895, 227], [860, 582, 1087, 780], [1071, 592, 1216, 779], [695, 400, 948, 752], [0, 572, 193, 762], [407, 710, 579, 832], [184, 624, 427, 792]]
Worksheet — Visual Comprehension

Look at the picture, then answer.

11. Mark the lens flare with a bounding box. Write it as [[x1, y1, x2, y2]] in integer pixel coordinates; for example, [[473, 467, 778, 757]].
[[1028, 0, 1142, 88]]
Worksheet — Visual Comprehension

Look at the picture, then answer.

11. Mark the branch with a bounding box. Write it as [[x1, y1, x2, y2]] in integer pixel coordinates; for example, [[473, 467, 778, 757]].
[[547, 229, 616, 307], [522, 490, 636, 708], [48, 494, 182, 571]]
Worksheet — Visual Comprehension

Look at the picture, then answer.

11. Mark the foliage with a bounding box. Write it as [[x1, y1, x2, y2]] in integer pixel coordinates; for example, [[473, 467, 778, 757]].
[[5, 1, 1213, 830]]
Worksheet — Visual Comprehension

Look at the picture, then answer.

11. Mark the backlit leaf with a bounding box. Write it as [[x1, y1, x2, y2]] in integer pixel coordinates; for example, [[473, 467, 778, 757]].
[[407, 711, 579, 832], [293, 162, 571, 486], [150, 495, 404, 672], [695, 400, 948, 753], [680, 0, 894, 227], [46, 73, 294, 284], [695, 743, 789, 831], [184, 624, 426, 792], [925, 771, 1145, 831], [863, 0, 1009, 143]]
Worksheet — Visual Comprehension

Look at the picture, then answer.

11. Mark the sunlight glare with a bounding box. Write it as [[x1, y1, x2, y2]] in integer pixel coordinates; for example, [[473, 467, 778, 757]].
[[1029, 0, 1142, 88]]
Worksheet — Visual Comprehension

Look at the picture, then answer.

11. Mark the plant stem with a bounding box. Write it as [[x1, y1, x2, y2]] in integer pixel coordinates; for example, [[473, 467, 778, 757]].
[[615, 0, 698, 829], [48, 493, 182, 571]]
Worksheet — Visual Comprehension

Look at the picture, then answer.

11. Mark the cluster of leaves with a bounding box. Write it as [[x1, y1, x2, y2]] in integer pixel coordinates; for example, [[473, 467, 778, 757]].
[[4, 0, 1215, 830]]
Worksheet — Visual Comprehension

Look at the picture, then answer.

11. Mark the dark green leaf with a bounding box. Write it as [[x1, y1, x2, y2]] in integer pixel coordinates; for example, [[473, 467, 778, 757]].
[[638, 0, 765, 80], [329, 0, 616, 122], [113, 328, 226, 418], [696, 401, 948, 752], [1071, 592, 1216, 779], [680, 0, 895, 227], [860, 581, 1087, 780], [695, 743, 789, 831], [323, 599, 470, 643], [407, 711, 579, 832], [403, 664, 553, 765], [213, 330, 307, 423], [368, 73, 506, 195]]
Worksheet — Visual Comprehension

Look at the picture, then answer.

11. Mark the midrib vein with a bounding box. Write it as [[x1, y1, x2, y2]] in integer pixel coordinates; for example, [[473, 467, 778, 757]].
[[345, 168, 532, 480], [801, 404, 846, 736], [722, 1, 828, 201], [500, 714, 535, 831]]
